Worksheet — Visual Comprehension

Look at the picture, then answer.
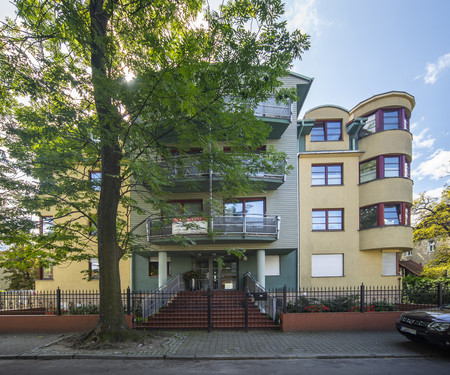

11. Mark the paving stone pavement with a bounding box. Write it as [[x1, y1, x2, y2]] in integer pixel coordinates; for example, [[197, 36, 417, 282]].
[[0, 331, 449, 360]]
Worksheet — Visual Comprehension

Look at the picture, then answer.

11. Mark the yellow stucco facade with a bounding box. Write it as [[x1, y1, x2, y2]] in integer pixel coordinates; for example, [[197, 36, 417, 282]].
[[298, 92, 414, 288]]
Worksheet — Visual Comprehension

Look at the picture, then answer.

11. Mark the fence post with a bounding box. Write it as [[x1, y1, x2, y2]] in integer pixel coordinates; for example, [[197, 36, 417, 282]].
[[360, 284, 365, 313], [437, 283, 443, 306], [127, 287, 131, 315], [56, 288, 61, 316], [207, 288, 211, 333], [244, 289, 248, 333], [283, 284, 287, 314]]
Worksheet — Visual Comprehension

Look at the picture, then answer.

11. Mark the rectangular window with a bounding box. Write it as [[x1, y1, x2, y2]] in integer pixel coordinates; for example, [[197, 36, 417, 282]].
[[360, 205, 378, 229], [265, 255, 280, 276], [384, 204, 401, 225], [311, 121, 342, 141], [41, 216, 53, 234], [427, 241, 436, 253], [168, 200, 203, 217], [39, 264, 53, 280], [382, 110, 400, 130], [384, 156, 401, 177], [90, 171, 101, 191], [312, 254, 344, 277], [359, 159, 377, 183], [224, 198, 265, 216], [312, 209, 343, 231], [89, 258, 99, 279], [382, 252, 397, 276], [149, 257, 172, 277], [311, 164, 342, 186]]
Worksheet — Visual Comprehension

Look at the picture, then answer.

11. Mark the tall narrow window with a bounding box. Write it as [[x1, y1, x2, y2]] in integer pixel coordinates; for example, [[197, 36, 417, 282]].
[[89, 258, 99, 280], [382, 252, 397, 276], [359, 159, 377, 183], [90, 171, 102, 191], [41, 216, 53, 234], [382, 110, 400, 130], [384, 156, 401, 177]]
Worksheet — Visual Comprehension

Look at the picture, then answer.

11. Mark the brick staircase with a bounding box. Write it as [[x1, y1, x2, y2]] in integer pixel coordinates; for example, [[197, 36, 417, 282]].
[[140, 290, 279, 330]]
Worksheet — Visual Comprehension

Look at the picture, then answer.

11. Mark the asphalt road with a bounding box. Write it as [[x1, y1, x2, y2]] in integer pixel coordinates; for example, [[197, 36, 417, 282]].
[[1, 357, 450, 375]]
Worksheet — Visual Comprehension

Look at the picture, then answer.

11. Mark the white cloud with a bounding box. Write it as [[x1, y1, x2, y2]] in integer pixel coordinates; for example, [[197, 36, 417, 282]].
[[412, 127, 435, 150], [413, 149, 450, 181], [285, 0, 330, 36], [424, 52, 450, 84]]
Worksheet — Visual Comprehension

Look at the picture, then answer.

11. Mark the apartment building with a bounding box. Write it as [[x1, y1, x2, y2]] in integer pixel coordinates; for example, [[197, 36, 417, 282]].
[[130, 73, 313, 292], [298, 91, 415, 288]]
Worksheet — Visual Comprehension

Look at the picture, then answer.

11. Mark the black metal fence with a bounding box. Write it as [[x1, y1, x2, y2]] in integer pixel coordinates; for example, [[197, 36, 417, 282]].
[[273, 283, 450, 314], [1, 283, 449, 330]]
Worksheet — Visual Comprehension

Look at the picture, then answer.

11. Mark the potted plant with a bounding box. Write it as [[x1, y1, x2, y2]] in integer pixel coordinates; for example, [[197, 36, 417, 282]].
[[184, 270, 202, 291]]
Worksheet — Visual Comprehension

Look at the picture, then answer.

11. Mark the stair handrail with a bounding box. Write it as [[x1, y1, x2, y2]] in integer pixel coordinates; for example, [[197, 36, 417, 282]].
[[142, 273, 186, 321], [244, 272, 278, 321]]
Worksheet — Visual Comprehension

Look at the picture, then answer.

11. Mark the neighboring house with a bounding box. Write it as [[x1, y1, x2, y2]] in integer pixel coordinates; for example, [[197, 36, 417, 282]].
[[34, 180, 131, 291], [131, 72, 314, 291], [298, 91, 414, 288], [400, 238, 449, 276]]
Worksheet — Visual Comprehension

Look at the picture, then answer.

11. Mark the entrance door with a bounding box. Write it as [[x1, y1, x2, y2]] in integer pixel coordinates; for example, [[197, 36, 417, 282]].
[[194, 257, 238, 290]]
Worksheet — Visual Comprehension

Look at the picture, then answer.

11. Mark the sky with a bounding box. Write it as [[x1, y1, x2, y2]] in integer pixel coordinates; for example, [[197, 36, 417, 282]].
[[1, 0, 449, 199], [282, 0, 450, 199]]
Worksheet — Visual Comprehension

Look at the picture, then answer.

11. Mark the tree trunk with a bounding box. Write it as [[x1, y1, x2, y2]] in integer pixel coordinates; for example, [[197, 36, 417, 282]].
[[89, 0, 130, 340]]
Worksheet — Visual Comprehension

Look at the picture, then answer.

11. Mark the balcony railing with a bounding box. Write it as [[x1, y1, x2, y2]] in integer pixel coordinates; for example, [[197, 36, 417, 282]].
[[147, 214, 280, 242], [254, 97, 291, 120], [158, 156, 286, 180]]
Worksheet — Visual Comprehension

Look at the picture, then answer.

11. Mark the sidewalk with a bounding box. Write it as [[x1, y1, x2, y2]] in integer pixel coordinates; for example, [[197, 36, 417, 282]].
[[0, 331, 448, 360]]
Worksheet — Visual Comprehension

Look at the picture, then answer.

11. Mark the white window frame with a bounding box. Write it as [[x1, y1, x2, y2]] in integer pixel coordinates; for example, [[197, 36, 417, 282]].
[[311, 254, 344, 277]]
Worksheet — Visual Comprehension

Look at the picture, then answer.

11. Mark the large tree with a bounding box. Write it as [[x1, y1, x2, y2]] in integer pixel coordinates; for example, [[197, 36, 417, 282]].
[[0, 0, 309, 342], [413, 186, 450, 242], [413, 186, 450, 278]]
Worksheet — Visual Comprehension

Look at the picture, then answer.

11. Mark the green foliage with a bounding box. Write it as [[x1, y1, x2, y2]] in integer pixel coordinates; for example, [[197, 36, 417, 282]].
[[413, 186, 450, 242], [402, 274, 450, 304], [0, 0, 310, 337], [421, 244, 450, 278]]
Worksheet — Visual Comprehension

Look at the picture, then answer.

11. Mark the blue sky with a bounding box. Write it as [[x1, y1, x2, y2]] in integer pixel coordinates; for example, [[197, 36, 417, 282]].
[[284, 0, 450, 198], [1, 0, 449, 198]]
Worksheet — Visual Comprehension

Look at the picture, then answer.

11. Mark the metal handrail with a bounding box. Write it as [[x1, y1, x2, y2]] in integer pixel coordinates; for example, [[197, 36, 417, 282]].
[[147, 214, 280, 239], [244, 272, 278, 321], [141, 274, 185, 321], [157, 155, 286, 179]]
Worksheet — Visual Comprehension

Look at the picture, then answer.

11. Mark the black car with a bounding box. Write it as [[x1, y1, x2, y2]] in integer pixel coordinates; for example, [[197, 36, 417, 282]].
[[396, 304, 450, 348]]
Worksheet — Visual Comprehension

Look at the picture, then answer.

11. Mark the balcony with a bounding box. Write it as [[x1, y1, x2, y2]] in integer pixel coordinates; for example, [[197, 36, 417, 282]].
[[146, 214, 280, 244], [255, 98, 292, 139], [159, 156, 286, 193]]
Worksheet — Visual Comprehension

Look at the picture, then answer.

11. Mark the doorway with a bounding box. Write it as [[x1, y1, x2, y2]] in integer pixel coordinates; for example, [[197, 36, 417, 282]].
[[194, 256, 238, 290]]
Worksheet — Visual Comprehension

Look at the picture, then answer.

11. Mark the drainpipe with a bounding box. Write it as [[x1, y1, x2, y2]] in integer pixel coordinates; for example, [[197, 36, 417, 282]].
[[297, 151, 301, 293]]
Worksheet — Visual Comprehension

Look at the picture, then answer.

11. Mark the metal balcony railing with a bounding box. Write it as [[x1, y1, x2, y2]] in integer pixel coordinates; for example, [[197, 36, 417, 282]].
[[158, 155, 286, 180], [254, 97, 291, 120], [146, 214, 280, 240]]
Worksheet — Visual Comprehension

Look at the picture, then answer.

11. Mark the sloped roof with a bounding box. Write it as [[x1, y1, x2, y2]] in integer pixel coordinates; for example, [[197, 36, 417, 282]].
[[399, 260, 423, 276]]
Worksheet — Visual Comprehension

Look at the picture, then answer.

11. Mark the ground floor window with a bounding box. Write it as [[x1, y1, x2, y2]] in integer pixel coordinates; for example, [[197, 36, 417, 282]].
[[311, 254, 344, 277], [149, 257, 172, 277], [382, 252, 397, 276], [265, 255, 280, 276], [89, 258, 99, 280]]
